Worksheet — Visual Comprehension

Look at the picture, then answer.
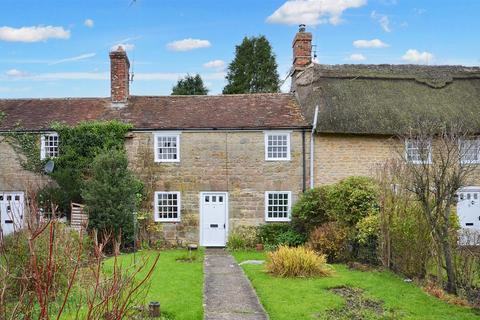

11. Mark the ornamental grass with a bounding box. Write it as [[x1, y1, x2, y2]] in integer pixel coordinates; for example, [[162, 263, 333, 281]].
[[266, 245, 333, 278]]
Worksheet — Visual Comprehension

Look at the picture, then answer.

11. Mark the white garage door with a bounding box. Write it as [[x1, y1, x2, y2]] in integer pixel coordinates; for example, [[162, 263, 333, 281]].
[[457, 187, 480, 230], [0, 192, 25, 236]]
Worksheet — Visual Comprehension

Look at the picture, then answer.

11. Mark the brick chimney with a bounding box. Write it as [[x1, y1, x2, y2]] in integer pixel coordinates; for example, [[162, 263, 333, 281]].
[[292, 24, 312, 72], [109, 46, 130, 103]]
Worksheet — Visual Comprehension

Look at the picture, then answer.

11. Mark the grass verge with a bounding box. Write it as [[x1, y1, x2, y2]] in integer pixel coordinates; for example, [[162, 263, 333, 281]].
[[232, 250, 479, 320]]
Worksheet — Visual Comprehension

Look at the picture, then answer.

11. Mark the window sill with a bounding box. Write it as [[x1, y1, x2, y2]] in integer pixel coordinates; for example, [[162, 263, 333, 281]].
[[265, 158, 291, 162], [154, 160, 181, 163], [265, 218, 291, 222], [155, 219, 181, 223]]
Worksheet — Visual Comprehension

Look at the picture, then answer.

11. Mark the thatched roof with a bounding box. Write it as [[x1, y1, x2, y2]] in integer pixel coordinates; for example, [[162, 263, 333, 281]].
[[294, 64, 480, 135]]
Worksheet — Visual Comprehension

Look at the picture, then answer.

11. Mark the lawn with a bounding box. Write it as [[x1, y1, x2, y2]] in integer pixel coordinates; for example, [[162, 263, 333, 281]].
[[232, 251, 480, 320], [62, 249, 204, 319], [110, 249, 204, 319]]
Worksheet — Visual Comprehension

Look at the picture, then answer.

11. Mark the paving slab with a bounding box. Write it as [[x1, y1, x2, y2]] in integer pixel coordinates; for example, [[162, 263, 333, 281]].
[[203, 248, 268, 320]]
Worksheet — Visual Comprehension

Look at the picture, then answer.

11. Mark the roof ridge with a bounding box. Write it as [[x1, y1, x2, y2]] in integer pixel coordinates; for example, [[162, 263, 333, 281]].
[[311, 63, 480, 80], [0, 97, 109, 101], [134, 93, 293, 98]]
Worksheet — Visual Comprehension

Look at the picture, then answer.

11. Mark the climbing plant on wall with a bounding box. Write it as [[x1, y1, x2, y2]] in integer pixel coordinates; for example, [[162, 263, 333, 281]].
[[47, 120, 134, 212]]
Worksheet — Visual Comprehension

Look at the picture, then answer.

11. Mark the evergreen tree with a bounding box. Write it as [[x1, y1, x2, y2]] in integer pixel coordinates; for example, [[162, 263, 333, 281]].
[[82, 148, 142, 246], [223, 36, 280, 94], [171, 74, 208, 95]]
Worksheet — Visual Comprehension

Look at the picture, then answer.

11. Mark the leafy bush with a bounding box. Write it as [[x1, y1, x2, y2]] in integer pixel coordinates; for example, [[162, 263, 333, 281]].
[[354, 213, 381, 265], [50, 120, 132, 213], [291, 187, 330, 233], [382, 194, 432, 278], [327, 176, 379, 227], [266, 246, 332, 278], [82, 148, 143, 246], [258, 223, 291, 245], [308, 222, 349, 262], [258, 223, 306, 249], [276, 229, 307, 247], [227, 225, 259, 250], [356, 213, 380, 245]]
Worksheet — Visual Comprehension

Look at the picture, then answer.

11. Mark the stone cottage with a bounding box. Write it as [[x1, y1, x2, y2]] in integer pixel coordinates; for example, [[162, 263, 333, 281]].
[[1, 26, 480, 244]]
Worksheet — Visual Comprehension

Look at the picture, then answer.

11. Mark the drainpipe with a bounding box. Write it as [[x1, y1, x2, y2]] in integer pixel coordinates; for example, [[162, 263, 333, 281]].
[[302, 130, 306, 193], [310, 106, 319, 189]]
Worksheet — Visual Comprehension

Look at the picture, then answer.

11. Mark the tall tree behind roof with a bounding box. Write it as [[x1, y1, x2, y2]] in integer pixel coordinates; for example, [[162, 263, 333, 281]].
[[171, 74, 209, 95], [223, 36, 280, 94]]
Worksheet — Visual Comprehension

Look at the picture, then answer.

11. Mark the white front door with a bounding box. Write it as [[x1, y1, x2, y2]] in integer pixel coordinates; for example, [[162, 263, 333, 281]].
[[200, 192, 228, 247], [457, 187, 480, 230], [0, 192, 25, 236]]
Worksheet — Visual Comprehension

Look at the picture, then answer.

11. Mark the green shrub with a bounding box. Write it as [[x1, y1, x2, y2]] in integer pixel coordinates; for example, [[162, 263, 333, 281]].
[[227, 225, 259, 250], [327, 176, 379, 227], [308, 222, 349, 262], [291, 187, 330, 233], [227, 233, 247, 250], [82, 149, 143, 246], [386, 199, 432, 278], [258, 223, 306, 249], [353, 213, 380, 265], [266, 246, 333, 278], [276, 229, 307, 247], [50, 121, 132, 213], [258, 223, 291, 245]]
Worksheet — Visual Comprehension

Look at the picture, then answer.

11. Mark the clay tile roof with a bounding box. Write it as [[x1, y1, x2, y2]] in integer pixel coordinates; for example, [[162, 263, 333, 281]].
[[294, 64, 480, 135], [0, 93, 310, 131]]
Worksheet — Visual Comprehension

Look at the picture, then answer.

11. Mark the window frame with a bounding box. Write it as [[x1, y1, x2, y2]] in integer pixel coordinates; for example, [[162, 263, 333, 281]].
[[405, 138, 432, 164], [154, 191, 181, 222], [40, 132, 59, 160], [459, 138, 480, 165], [264, 131, 291, 161], [153, 132, 181, 163], [264, 191, 292, 222]]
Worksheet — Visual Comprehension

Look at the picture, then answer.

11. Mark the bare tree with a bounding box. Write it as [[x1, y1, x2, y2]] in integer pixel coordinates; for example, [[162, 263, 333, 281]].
[[391, 119, 477, 293]]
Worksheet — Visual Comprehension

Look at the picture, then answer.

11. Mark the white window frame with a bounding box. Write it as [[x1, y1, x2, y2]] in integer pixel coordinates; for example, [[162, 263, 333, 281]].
[[264, 131, 291, 161], [154, 132, 181, 163], [40, 132, 59, 160], [459, 138, 480, 165], [405, 139, 432, 164], [265, 191, 292, 222], [154, 191, 181, 222]]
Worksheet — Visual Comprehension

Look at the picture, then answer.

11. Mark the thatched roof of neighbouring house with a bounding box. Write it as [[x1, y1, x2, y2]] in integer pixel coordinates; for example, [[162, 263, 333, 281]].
[[294, 64, 480, 135]]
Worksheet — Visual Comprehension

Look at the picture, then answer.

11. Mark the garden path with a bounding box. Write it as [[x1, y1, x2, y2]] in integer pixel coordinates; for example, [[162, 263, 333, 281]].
[[203, 248, 268, 320]]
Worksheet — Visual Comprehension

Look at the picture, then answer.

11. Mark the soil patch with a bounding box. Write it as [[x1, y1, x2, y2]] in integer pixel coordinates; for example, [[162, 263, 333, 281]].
[[317, 286, 400, 319]]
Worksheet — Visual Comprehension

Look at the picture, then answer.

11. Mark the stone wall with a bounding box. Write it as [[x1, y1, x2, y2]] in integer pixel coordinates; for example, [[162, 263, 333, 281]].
[[0, 138, 50, 192], [314, 134, 396, 185], [125, 130, 310, 245], [314, 133, 480, 186]]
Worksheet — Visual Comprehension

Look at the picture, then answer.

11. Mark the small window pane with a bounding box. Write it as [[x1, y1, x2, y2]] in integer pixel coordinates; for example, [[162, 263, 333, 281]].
[[42, 133, 59, 159], [156, 192, 180, 221], [156, 135, 180, 162], [266, 133, 290, 160], [266, 192, 290, 221]]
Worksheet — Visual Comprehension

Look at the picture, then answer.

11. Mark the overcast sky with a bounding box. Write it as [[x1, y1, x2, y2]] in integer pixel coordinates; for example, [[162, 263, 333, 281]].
[[0, 0, 479, 98]]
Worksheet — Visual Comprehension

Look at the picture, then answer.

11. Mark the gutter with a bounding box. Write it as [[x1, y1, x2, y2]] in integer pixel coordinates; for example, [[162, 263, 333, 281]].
[[0, 126, 312, 134], [310, 106, 319, 189]]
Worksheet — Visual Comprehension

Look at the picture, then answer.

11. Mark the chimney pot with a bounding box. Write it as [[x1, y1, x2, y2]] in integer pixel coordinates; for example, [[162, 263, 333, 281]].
[[299, 24, 306, 32]]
